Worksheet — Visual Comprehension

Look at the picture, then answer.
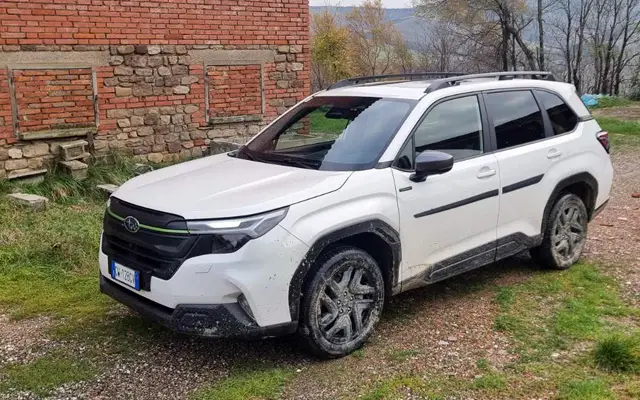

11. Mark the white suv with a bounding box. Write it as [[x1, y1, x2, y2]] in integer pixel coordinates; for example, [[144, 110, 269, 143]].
[[99, 72, 613, 358]]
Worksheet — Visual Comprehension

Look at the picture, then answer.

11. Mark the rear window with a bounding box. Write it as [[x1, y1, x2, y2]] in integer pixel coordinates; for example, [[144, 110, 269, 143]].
[[535, 90, 579, 135], [241, 96, 416, 171]]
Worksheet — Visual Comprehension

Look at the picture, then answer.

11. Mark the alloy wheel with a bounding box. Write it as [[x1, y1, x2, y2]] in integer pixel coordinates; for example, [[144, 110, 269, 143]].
[[551, 203, 586, 263], [317, 266, 377, 344]]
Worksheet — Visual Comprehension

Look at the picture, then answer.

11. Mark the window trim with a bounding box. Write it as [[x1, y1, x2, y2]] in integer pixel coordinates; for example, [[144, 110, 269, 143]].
[[246, 95, 419, 171], [482, 88, 552, 153], [532, 89, 580, 137], [387, 86, 586, 171], [481, 87, 583, 152], [391, 91, 491, 172]]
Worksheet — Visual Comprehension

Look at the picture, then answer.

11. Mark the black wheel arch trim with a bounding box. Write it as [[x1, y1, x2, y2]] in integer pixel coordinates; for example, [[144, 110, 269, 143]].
[[288, 220, 401, 320], [541, 172, 599, 234]]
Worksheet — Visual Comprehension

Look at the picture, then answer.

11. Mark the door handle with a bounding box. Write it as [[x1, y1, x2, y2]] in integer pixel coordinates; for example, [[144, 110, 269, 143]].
[[477, 168, 497, 179], [547, 149, 563, 159]]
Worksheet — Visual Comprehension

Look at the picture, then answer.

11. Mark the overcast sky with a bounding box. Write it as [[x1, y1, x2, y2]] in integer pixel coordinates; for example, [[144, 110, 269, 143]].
[[309, 0, 412, 7]]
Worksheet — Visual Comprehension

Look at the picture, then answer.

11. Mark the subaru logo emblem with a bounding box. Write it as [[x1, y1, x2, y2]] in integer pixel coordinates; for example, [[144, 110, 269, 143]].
[[124, 216, 140, 233]]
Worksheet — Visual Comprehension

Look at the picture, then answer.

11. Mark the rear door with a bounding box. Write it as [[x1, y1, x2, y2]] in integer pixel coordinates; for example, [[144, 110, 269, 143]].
[[484, 89, 567, 258]]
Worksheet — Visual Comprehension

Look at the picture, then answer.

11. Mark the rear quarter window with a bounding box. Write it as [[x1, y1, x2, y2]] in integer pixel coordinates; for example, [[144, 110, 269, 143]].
[[535, 90, 579, 135]]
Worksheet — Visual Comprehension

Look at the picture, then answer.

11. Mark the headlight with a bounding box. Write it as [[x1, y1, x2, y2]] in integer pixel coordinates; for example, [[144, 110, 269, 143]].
[[187, 208, 288, 254], [187, 207, 288, 239]]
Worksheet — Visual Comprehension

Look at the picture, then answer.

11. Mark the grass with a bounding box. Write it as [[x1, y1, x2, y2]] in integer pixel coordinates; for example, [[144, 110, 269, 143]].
[[493, 264, 632, 361], [472, 373, 506, 390], [590, 96, 636, 109], [191, 367, 294, 400], [593, 333, 640, 372], [596, 117, 640, 136], [359, 375, 458, 400], [476, 358, 489, 371], [0, 200, 110, 322], [308, 108, 347, 134], [388, 349, 419, 362], [0, 153, 146, 332], [0, 351, 97, 396], [351, 348, 366, 359], [557, 379, 614, 400], [0, 153, 140, 203]]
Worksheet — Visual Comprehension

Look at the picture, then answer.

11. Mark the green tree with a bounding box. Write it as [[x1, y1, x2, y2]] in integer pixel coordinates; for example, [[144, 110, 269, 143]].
[[311, 10, 352, 90]]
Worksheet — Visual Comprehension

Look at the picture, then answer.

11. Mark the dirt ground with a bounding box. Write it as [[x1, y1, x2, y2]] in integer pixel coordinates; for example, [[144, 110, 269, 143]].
[[592, 105, 640, 121], [1, 140, 638, 400]]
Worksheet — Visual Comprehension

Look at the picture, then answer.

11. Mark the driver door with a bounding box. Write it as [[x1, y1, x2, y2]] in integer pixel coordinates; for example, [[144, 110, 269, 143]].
[[392, 94, 500, 286]]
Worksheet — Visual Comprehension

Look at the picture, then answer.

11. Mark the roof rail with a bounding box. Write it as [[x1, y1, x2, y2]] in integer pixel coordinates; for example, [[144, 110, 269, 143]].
[[425, 71, 555, 93], [327, 72, 464, 90]]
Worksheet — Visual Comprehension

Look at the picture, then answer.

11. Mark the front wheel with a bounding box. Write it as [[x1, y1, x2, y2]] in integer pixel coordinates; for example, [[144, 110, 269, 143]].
[[298, 247, 385, 358], [531, 193, 588, 269]]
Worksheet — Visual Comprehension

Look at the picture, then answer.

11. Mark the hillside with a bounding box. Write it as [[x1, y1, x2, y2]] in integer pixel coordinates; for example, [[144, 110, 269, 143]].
[[310, 6, 426, 48], [310, 6, 540, 48]]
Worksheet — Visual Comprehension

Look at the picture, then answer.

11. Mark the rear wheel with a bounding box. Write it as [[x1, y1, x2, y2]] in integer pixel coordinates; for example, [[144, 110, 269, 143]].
[[298, 247, 385, 358], [531, 193, 588, 269]]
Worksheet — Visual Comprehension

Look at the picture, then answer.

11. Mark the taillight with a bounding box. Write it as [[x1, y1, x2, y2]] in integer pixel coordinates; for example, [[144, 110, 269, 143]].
[[596, 131, 610, 153]]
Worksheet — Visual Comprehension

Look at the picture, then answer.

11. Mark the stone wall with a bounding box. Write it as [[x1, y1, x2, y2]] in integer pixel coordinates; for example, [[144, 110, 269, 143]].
[[0, 0, 310, 179]]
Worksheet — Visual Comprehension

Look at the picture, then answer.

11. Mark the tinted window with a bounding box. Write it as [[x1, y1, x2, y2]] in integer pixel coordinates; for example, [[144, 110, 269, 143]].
[[243, 96, 416, 171], [413, 96, 484, 161], [485, 91, 545, 149], [536, 90, 578, 135]]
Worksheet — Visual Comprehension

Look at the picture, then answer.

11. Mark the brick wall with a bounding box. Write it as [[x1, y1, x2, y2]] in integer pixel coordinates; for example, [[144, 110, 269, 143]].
[[14, 68, 95, 132], [0, 0, 310, 179], [209, 65, 262, 119]]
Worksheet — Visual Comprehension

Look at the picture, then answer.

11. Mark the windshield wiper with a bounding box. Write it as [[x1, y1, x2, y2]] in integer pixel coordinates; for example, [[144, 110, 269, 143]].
[[276, 157, 320, 170], [239, 147, 320, 170]]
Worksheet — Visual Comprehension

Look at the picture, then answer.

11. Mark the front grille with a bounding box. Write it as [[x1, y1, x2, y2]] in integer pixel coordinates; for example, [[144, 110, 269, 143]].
[[102, 198, 210, 281]]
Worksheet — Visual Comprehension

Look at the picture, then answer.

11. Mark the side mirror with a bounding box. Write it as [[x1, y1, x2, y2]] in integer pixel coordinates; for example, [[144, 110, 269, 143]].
[[410, 150, 454, 182]]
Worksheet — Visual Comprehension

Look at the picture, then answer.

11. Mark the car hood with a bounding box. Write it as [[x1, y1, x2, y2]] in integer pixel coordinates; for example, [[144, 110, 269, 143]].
[[112, 154, 352, 219]]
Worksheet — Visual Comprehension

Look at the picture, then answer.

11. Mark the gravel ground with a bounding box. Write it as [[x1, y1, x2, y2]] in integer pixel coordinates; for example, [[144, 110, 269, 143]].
[[0, 145, 638, 400], [0, 315, 53, 367], [583, 147, 640, 305]]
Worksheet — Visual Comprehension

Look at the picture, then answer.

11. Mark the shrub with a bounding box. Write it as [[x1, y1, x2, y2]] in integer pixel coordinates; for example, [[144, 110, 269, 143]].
[[593, 334, 639, 372]]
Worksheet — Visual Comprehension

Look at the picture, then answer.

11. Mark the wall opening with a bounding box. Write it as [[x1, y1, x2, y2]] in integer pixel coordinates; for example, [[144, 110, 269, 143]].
[[13, 68, 95, 134], [207, 64, 262, 124]]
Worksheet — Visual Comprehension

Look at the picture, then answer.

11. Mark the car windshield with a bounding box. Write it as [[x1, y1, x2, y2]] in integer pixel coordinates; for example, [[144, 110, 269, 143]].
[[237, 96, 416, 171]]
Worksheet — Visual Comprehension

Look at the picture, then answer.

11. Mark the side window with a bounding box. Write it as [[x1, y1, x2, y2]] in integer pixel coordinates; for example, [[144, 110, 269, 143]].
[[485, 91, 545, 150], [535, 90, 579, 135], [412, 95, 484, 161]]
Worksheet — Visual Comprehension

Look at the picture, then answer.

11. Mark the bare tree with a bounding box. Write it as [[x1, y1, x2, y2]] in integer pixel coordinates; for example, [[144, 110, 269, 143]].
[[346, 0, 404, 75], [415, 0, 539, 71]]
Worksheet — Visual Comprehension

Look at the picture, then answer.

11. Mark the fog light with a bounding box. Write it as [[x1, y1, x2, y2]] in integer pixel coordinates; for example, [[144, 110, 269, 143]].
[[238, 294, 255, 322]]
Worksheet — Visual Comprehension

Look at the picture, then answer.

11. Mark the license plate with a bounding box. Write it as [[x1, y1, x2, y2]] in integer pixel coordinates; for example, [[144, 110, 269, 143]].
[[110, 260, 140, 290]]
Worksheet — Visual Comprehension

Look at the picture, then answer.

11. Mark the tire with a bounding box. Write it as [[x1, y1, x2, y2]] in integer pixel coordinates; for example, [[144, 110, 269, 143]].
[[298, 246, 385, 358], [530, 193, 588, 270]]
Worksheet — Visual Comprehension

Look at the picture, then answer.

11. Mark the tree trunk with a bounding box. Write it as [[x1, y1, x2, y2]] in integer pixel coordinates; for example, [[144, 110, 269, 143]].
[[501, 25, 509, 71], [511, 34, 517, 70], [507, 25, 538, 71], [564, 0, 573, 84], [538, 0, 545, 70]]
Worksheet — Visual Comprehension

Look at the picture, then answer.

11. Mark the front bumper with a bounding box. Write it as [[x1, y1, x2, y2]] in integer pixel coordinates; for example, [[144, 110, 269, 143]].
[[99, 224, 309, 328], [100, 276, 297, 338]]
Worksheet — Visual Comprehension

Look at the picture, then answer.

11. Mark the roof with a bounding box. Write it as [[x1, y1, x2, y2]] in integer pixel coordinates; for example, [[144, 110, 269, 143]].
[[315, 83, 430, 100], [314, 78, 576, 101]]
